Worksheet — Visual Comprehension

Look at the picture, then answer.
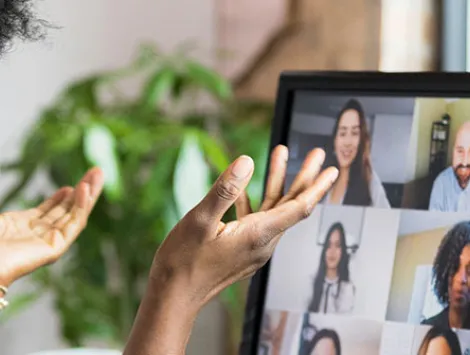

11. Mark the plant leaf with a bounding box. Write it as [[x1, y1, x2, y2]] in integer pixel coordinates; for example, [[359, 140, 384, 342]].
[[141, 146, 179, 213], [197, 131, 230, 173], [247, 139, 269, 209], [173, 132, 211, 218], [62, 76, 101, 113], [83, 124, 123, 201], [186, 61, 232, 100], [162, 200, 180, 238], [141, 67, 176, 107]]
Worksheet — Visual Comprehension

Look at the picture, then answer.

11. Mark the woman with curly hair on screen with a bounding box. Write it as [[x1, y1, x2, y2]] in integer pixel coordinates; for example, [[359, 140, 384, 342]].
[[422, 221, 470, 329], [308, 222, 355, 314], [324, 98, 390, 208]]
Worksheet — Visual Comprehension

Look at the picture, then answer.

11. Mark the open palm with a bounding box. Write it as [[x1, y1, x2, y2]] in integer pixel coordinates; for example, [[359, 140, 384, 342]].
[[0, 168, 104, 287]]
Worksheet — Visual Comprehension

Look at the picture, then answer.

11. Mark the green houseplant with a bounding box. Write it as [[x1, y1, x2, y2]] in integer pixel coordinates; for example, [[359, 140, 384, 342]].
[[0, 44, 272, 353]]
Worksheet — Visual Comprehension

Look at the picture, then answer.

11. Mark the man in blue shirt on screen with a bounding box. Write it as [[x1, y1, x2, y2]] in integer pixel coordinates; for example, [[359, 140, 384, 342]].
[[429, 121, 470, 212]]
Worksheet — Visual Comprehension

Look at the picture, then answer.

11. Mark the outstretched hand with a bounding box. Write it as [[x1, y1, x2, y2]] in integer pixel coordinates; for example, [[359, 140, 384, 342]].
[[126, 145, 338, 355], [0, 168, 104, 287], [151, 145, 337, 306]]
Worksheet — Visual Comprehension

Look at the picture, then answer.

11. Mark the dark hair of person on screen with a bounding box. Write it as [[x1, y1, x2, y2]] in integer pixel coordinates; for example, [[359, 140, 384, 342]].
[[324, 98, 390, 208], [304, 328, 341, 355], [422, 221, 470, 330], [417, 326, 462, 355], [308, 222, 355, 314]]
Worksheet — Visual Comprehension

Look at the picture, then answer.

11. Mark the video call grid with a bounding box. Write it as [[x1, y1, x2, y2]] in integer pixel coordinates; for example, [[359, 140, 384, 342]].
[[258, 94, 470, 355]]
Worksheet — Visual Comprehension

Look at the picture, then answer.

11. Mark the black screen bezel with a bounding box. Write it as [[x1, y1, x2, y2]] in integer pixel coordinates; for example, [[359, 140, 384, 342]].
[[238, 71, 470, 355]]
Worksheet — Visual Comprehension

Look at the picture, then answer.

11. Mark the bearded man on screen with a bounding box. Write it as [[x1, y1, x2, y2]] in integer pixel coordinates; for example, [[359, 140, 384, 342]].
[[429, 121, 470, 212]]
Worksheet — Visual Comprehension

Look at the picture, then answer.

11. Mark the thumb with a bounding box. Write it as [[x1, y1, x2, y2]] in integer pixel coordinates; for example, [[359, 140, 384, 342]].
[[196, 155, 254, 223]]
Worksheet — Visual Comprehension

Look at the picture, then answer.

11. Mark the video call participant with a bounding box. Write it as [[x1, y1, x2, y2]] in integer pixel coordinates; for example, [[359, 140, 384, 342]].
[[308, 222, 355, 314], [417, 327, 462, 355], [305, 329, 341, 355], [422, 221, 470, 329], [429, 121, 470, 212], [324, 98, 390, 208]]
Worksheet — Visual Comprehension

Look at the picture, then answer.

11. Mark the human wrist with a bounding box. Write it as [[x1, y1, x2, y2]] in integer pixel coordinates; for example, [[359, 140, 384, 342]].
[[145, 270, 202, 317], [147, 259, 209, 311], [123, 267, 201, 355]]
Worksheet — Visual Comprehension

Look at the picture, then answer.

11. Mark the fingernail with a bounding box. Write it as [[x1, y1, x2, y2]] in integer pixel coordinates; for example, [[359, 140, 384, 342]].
[[329, 168, 339, 183], [90, 172, 103, 197], [231, 156, 254, 179], [278, 145, 288, 162]]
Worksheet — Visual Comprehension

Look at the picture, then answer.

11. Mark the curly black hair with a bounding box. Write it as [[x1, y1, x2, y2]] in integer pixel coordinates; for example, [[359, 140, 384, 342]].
[[432, 221, 470, 305], [0, 0, 49, 55]]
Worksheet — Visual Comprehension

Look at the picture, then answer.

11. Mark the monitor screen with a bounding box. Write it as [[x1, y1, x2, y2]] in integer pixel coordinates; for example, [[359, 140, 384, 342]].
[[257, 92, 470, 355]]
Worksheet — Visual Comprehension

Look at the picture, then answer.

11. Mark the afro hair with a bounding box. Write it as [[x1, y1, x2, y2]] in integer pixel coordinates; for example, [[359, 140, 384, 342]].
[[432, 221, 470, 305], [0, 0, 49, 55]]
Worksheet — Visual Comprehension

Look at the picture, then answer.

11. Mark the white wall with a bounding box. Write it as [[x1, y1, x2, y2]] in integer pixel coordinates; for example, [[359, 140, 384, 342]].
[[349, 208, 400, 320], [0, 1, 221, 354], [0, 0, 216, 167], [379, 323, 427, 355], [265, 205, 400, 322], [370, 114, 414, 184]]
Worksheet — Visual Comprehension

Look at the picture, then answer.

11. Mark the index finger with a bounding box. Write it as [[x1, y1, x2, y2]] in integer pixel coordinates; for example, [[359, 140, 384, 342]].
[[79, 167, 104, 212], [254, 167, 338, 239], [59, 181, 91, 245]]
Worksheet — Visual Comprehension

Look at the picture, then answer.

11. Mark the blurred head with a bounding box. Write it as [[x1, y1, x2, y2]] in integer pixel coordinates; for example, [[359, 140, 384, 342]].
[[452, 122, 470, 189], [307, 329, 341, 355], [433, 221, 470, 311], [329, 99, 372, 206], [309, 222, 350, 312], [0, 0, 47, 55], [417, 327, 461, 355]]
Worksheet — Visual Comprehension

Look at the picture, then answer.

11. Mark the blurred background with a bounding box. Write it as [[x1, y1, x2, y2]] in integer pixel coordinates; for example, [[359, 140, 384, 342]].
[[0, 0, 468, 354]]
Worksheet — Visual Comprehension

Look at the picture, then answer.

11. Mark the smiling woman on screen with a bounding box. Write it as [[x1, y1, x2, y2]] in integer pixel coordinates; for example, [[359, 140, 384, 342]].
[[308, 222, 355, 314], [324, 99, 390, 208]]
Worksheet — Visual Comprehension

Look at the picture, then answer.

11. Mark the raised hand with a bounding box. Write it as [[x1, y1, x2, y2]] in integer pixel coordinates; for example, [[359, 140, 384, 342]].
[[124, 145, 338, 355], [151, 145, 336, 303], [0, 168, 104, 287]]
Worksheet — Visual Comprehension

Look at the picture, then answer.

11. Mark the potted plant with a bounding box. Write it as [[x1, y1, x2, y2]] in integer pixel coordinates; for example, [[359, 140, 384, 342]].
[[0, 44, 272, 354]]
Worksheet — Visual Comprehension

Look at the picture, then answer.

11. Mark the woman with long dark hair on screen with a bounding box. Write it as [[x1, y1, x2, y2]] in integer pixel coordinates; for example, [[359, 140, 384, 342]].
[[305, 329, 341, 355], [324, 98, 390, 208], [417, 326, 462, 355], [308, 222, 355, 314]]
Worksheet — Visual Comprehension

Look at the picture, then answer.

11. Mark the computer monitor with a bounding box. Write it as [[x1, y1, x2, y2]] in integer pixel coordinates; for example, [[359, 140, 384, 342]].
[[239, 72, 470, 355]]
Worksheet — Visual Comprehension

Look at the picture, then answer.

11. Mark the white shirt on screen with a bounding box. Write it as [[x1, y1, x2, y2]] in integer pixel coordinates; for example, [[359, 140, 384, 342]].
[[325, 169, 391, 208], [317, 277, 355, 314], [429, 166, 470, 212]]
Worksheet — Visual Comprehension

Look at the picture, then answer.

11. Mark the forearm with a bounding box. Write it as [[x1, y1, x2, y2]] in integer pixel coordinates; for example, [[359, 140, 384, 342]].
[[123, 276, 201, 355]]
